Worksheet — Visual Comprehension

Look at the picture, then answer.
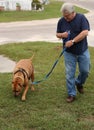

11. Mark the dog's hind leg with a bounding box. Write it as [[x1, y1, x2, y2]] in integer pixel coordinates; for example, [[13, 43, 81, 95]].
[[31, 72, 35, 91]]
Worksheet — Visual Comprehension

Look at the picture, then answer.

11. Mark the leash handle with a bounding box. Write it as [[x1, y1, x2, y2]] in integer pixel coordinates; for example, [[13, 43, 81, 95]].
[[63, 30, 71, 47]]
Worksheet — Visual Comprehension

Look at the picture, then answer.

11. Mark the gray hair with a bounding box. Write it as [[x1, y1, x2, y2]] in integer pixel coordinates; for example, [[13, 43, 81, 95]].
[[61, 3, 75, 14]]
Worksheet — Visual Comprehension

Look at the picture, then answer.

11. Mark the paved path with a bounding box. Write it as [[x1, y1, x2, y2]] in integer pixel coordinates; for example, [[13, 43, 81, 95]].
[[0, 19, 58, 44], [0, 0, 94, 73], [0, 55, 15, 73]]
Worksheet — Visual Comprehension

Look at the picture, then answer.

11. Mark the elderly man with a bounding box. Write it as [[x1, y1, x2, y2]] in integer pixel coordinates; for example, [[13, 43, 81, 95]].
[[56, 3, 90, 103]]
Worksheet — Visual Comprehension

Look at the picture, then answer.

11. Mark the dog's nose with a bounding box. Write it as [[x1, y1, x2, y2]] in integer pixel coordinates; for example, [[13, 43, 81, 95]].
[[14, 94, 17, 97]]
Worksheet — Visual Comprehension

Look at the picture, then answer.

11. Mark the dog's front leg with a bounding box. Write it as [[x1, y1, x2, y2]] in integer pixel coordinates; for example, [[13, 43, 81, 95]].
[[22, 85, 29, 101]]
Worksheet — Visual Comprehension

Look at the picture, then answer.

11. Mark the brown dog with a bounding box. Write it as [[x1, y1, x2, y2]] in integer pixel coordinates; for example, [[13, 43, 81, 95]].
[[12, 56, 34, 101]]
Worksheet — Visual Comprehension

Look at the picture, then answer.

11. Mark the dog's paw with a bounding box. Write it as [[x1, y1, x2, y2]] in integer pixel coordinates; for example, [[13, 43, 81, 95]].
[[21, 96, 26, 101], [31, 86, 35, 91]]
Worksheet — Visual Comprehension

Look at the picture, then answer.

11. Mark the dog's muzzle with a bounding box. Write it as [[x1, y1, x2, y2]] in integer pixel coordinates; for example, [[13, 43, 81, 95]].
[[13, 90, 20, 97]]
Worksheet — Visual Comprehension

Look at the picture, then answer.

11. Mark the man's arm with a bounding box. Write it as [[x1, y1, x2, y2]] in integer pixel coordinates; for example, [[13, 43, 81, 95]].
[[65, 30, 89, 48], [73, 30, 88, 43]]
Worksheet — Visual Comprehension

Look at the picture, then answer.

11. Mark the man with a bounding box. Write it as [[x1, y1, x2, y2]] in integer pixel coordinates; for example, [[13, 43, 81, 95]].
[[56, 3, 90, 103]]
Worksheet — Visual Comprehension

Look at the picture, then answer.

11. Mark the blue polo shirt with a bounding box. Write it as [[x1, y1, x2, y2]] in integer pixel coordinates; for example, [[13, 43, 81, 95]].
[[57, 13, 90, 55]]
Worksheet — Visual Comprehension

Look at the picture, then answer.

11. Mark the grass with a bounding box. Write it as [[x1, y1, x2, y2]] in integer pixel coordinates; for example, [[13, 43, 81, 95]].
[[0, 1, 88, 22], [0, 42, 94, 130]]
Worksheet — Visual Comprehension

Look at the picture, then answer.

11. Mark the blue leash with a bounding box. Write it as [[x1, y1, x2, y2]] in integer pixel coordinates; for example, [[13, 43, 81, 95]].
[[31, 47, 66, 85], [31, 30, 70, 85]]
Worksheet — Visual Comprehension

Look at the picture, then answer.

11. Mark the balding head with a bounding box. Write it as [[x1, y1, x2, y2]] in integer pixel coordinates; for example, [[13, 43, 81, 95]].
[[61, 3, 76, 22], [61, 3, 75, 14]]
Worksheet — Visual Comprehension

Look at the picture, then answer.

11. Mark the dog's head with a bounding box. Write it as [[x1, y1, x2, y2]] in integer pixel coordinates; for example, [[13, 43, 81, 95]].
[[12, 77, 24, 97]]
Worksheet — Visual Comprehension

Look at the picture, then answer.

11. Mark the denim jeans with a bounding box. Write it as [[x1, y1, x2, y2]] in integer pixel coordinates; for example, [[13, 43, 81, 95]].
[[63, 49, 90, 96]]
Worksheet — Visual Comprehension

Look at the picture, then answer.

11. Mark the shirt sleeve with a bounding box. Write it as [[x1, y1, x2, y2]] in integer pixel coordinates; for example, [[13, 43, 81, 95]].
[[81, 15, 90, 31], [56, 19, 62, 33]]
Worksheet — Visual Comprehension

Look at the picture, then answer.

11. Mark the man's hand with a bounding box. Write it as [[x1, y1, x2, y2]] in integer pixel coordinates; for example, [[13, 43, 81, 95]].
[[62, 32, 69, 38], [56, 32, 69, 39], [65, 40, 73, 48]]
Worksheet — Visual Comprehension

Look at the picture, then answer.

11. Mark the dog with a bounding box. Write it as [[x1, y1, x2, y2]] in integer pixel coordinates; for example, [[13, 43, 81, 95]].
[[12, 56, 35, 101]]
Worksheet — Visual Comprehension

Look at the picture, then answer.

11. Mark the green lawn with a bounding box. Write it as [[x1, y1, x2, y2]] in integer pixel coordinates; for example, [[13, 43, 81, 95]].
[[0, 1, 88, 22], [0, 42, 94, 130]]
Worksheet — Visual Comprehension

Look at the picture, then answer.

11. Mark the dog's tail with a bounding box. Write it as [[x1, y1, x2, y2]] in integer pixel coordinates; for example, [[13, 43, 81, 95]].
[[30, 54, 34, 61]]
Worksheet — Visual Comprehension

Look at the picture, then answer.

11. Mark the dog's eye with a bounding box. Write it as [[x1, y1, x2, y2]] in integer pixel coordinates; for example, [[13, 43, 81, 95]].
[[18, 83, 22, 88], [13, 90, 19, 92]]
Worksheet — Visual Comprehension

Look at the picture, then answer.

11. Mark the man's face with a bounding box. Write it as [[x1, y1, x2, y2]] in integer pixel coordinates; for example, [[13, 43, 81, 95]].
[[63, 12, 74, 22]]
